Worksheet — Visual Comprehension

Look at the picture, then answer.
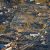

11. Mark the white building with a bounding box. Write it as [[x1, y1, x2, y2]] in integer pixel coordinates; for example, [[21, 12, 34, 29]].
[[30, 32, 40, 37], [5, 47, 12, 50]]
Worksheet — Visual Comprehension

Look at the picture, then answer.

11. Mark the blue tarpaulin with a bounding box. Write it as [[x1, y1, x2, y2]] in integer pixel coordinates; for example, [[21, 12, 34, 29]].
[[0, 44, 5, 49], [0, 15, 7, 23]]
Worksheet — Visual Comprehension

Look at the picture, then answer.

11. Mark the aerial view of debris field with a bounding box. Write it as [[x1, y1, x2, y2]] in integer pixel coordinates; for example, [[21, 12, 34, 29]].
[[0, 0, 50, 50]]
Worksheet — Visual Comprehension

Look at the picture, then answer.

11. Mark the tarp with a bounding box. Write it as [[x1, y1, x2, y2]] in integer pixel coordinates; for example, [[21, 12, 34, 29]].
[[0, 44, 5, 49], [0, 14, 7, 23]]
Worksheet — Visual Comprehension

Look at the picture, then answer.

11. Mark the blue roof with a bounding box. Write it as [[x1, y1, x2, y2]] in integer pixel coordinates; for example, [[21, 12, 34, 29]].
[[0, 44, 5, 49], [48, 22, 50, 26], [0, 14, 7, 23]]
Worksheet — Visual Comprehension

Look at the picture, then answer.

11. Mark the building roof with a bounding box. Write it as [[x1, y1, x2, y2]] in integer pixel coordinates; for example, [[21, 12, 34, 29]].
[[0, 44, 5, 49], [20, 32, 38, 35], [0, 14, 7, 23]]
